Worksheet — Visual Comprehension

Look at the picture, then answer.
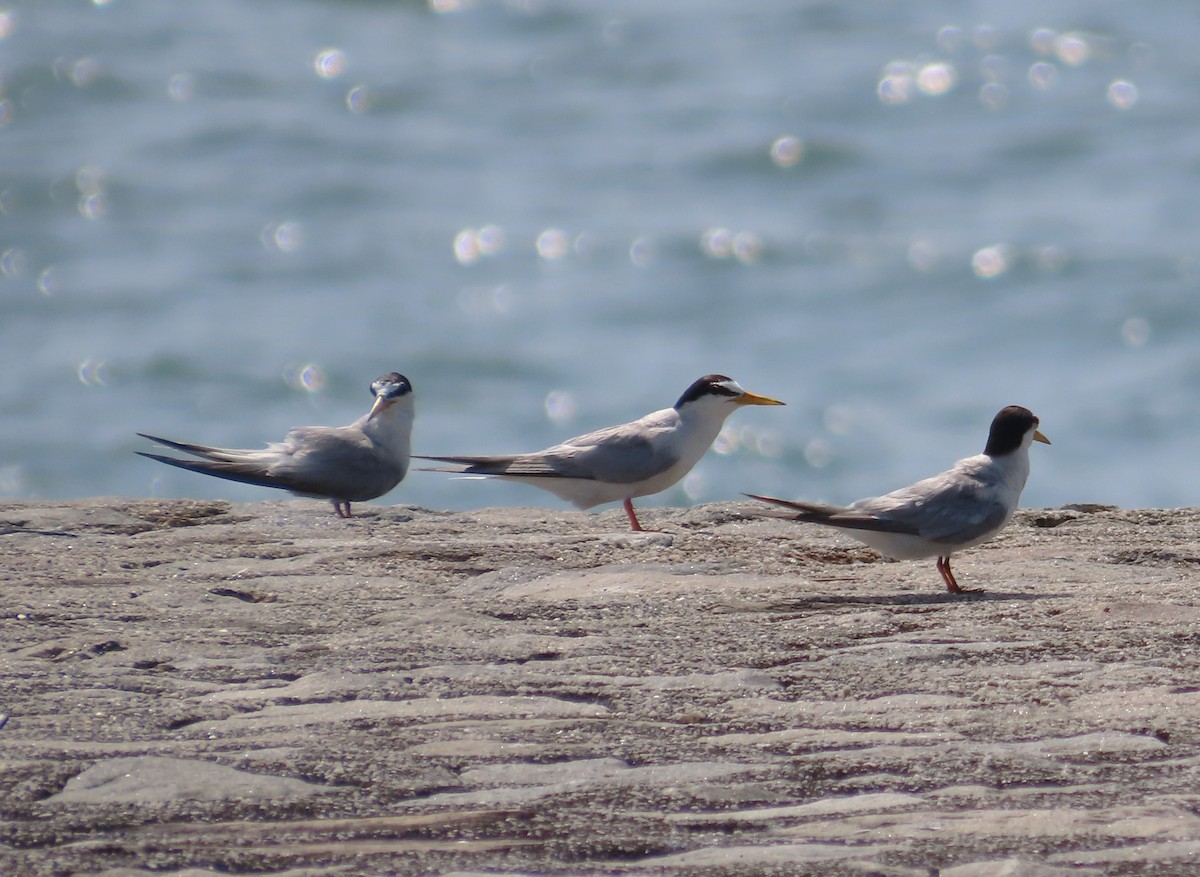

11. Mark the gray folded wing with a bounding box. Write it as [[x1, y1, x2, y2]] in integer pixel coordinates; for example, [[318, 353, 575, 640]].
[[850, 476, 1010, 545], [138, 428, 404, 502], [418, 422, 676, 485]]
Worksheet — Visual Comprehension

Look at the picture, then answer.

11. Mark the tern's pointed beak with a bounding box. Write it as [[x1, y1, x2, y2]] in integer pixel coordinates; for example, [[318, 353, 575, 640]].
[[1034, 430, 1051, 445], [736, 391, 785, 407], [369, 395, 394, 418]]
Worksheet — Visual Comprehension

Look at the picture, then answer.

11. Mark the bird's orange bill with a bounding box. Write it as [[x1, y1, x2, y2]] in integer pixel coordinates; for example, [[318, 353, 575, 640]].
[[1034, 430, 1051, 445], [737, 391, 785, 406]]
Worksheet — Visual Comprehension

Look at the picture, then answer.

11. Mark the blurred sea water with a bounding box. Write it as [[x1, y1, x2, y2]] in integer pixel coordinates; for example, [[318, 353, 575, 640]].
[[2, 0, 1199, 513]]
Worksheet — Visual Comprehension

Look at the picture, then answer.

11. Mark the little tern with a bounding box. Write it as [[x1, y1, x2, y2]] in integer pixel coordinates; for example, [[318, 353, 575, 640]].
[[747, 405, 1049, 593], [137, 372, 415, 518], [418, 374, 784, 531]]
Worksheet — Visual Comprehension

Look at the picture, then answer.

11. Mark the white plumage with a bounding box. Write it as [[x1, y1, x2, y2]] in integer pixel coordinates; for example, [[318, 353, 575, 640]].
[[418, 374, 784, 531], [138, 372, 415, 518], [749, 405, 1050, 593]]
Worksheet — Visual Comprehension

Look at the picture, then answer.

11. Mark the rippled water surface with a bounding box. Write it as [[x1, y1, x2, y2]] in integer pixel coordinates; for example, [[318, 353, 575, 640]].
[[2, 1, 1198, 512]]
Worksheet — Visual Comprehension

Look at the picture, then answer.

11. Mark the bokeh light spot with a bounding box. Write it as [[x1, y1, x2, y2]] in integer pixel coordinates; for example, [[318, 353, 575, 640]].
[[454, 229, 481, 265], [77, 193, 106, 219], [37, 267, 59, 296], [701, 227, 733, 258], [971, 244, 1012, 279], [1055, 32, 1090, 66], [804, 439, 833, 469], [572, 232, 600, 259], [757, 433, 783, 460], [262, 221, 303, 253], [1121, 317, 1150, 347], [69, 58, 101, 86], [732, 231, 763, 264], [167, 72, 195, 101], [544, 390, 576, 423], [979, 54, 1008, 83], [713, 424, 739, 455], [313, 48, 345, 79], [1107, 79, 1138, 110], [823, 404, 853, 435], [629, 236, 656, 267], [75, 166, 104, 196], [907, 239, 940, 272], [1028, 61, 1059, 90], [1030, 27, 1058, 55], [877, 63, 916, 105], [979, 82, 1009, 110], [77, 358, 109, 386], [536, 228, 569, 260], [936, 25, 964, 54], [285, 363, 326, 393], [972, 25, 998, 51], [429, 0, 472, 13], [0, 247, 25, 276], [345, 85, 373, 113], [477, 224, 505, 255], [681, 470, 706, 501], [770, 135, 804, 168], [916, 62, 956, 96]]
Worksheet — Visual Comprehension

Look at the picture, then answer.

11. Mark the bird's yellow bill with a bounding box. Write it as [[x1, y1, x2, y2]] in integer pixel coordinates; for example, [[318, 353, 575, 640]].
[[737, 391, 785, 407], [369, 396, 395, 417], [1034, 430, 1051, 445]]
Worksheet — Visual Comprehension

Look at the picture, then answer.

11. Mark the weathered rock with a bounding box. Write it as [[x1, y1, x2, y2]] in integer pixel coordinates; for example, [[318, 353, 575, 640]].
[[3, 498, 1200, 875]]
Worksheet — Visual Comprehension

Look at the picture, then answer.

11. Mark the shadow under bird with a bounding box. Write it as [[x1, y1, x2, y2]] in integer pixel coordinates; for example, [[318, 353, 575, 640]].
[[137, 372, 415, 518], [747, 405, 1050, 593], [417, 374, 784, 531]]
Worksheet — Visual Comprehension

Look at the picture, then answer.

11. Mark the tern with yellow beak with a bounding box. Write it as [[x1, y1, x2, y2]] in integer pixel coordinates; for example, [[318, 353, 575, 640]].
[[137, 372, 415, 518], [748, 405, 1050, 593], [418, 374, 784, 531]]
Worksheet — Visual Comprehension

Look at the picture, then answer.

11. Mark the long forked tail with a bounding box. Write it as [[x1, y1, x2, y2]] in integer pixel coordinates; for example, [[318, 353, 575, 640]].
[[136, 450, 287, 492], [412, 454, 517, 475], [744, 493, 918, 535], [136, 435, 286, 493], [137, 433, 227, 461], [743, 493, 843, 519]]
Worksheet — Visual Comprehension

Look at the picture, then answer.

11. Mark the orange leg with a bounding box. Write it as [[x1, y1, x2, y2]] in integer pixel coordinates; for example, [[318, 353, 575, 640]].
[[937, 556, 981, 594], [623, 498, 645, 532]]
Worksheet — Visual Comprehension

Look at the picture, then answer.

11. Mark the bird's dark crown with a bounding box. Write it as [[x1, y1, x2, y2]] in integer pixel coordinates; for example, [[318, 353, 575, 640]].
[[674, 374, 740, 409], [984, 405, 1039, 456], [371, 372, 413, 399]]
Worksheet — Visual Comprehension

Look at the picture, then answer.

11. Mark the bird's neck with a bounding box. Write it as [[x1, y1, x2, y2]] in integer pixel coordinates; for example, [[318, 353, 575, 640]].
[[676, 405, 730, 451], [360, 409, 413, 450], [986, 446, 1032, 494]]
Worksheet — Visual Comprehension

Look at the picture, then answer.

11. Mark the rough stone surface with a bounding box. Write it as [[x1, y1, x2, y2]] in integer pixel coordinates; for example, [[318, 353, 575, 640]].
[[3, 498, 1200, 875]]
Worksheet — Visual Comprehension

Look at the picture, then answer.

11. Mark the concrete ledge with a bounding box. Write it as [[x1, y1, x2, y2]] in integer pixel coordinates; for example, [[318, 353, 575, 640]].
[[2, 498, 1198, 875]]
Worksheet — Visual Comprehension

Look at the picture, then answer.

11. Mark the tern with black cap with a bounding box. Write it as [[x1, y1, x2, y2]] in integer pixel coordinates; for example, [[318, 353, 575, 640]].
[[418, 374, 784, 531], [748, 405, 1050, 593], [137, 372, 415, 518]]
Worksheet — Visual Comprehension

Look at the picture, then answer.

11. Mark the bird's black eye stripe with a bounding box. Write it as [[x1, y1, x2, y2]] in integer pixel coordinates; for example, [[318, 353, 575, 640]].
[[674, 374, 738, 408]]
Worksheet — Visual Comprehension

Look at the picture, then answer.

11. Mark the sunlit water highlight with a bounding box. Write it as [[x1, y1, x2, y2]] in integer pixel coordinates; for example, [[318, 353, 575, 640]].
[[2, 1, 1199, 515]]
